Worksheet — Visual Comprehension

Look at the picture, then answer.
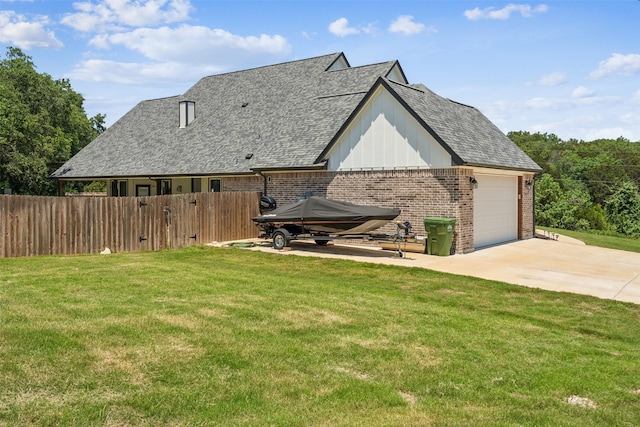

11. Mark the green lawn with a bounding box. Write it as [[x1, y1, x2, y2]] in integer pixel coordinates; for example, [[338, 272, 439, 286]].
[[1, 246, 639, 426], [538, 227, 640, 253]]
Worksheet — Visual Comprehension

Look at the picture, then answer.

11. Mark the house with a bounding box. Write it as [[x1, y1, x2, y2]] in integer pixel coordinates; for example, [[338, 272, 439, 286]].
[[52, 52, 541, 253]]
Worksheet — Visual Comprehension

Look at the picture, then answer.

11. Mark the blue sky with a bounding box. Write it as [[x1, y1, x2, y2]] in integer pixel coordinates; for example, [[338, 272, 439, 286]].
[[1, 0, 639, 142]]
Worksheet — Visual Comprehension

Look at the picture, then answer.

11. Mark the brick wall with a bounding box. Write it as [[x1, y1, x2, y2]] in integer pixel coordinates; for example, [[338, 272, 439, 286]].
[[223, 175, 263, 192], [221, 168, 534, 254], [328, 169, 474, 253], [262, 168, 475, 253], [521, 173, 536, 239]]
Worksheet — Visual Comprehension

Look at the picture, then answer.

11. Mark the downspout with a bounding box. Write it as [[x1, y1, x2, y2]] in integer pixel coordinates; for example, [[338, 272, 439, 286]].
[[58, 179, 63, 197], [256, 171, 268, 196]]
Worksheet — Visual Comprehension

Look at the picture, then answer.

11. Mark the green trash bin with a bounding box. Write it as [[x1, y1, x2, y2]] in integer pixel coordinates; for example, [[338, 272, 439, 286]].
[[424, 218, 456, 256]]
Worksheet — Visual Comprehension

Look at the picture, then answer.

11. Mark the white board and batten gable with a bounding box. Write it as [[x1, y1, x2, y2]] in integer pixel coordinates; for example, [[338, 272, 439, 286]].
[[326, 85, 451, 171]]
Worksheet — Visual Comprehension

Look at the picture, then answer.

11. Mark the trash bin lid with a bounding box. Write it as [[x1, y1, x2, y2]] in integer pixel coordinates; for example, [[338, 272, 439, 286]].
[[423, 217, 457, 225]]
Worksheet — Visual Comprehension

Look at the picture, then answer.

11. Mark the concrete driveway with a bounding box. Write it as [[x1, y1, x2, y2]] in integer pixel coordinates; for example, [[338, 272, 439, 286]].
[[244, 233, 640, 304]]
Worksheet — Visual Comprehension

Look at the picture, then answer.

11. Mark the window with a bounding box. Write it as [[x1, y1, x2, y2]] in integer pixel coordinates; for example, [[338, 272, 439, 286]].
[[210, 179, 221, 192], [161, 180, 172, 195], [110, 180, 127, 197], [179, 101, 195, 128], [136, 185, 151, 197], [191, 178, 202, 193]]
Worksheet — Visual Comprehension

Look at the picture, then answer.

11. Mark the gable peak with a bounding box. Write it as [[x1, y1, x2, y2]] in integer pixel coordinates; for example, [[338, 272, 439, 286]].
[[325, 52, 350, 71]]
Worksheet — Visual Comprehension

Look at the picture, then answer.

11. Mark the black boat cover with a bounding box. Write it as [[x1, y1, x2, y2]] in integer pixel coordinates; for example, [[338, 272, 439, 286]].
[[252, 197, 400, 223]]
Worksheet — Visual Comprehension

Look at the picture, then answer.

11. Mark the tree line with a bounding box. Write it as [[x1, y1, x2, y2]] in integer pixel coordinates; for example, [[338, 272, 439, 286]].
[[510, 131, 640, 237]]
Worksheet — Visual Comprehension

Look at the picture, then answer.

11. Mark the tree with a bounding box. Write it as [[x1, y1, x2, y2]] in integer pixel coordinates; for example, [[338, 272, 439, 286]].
[[0, 47, 104, 195], [513, 132, 640, 233], [508, 131, 563, 175], [604, 181, 640, 237], [562, 151, 628, 206], [534, 174, 607, 231]]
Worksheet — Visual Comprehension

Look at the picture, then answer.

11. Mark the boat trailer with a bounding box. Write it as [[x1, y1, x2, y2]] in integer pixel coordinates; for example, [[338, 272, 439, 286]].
[[258, 220, 417, 257]]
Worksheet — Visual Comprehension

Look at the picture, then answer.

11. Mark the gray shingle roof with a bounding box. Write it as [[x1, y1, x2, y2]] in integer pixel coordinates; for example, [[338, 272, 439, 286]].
[[383, 80, 541, 171], [52, 52, 540, 179]]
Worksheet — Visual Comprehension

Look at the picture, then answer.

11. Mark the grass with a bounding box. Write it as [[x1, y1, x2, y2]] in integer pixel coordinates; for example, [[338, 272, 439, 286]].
[[538, 226, 640, 253], [1, 246, 640, 426]]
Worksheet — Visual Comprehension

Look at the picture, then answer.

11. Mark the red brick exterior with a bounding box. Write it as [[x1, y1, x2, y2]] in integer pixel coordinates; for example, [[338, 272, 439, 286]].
[[223, 168, 536, 254]]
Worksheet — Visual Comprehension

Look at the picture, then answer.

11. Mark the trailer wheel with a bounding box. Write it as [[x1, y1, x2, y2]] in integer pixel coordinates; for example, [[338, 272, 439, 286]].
[[272, 229, 291, 250], [315, 239, 329, 246]]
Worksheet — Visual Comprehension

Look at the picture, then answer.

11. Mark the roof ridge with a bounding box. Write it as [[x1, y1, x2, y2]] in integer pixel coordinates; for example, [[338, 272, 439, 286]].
[[385, 78, 425, 93], [198, 52, 342, 79], [329, 60, 395, 73], [140, 95, 180, 102], [388, 79, 476, 109], [316, 91, 369, 99], [130, 94, 180, 105], [445, 98, 475, 109]]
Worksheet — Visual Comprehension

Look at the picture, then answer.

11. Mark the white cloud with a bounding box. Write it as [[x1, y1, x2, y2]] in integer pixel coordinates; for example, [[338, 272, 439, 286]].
[[464, 4, 548, 20], [584, 127, 634, 141], [484, 99, 512, 115], [73, 25, 290, 84], [61, 0, 192, 32], [524, 95, 619, 110], [91, 25, 290, 63], [361, 22, 377, 35], [0, 11, 63, 49], [620, 111, 640, 124], [589, 53, 640, 79], [88, 33, 110, 49], [572, 86, 594, 98], [68, 59, 222, 84], [301, 31, 317, 39], [482, 94, 637, 141], [526, 72, 567, 86], [388, 15, 430, 35], [477, 95, 639, 141], [328, 17, 360, 37], [521, 113, 635, 141], [524, 97, 567, 109]]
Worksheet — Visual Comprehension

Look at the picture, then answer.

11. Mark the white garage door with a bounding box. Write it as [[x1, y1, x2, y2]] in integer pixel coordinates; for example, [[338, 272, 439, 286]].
[[474, 175, 518, 248]]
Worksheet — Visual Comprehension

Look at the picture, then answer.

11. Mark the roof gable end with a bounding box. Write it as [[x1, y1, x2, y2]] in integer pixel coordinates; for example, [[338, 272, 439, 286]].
[[325, 52, 350, 71], [385, 61, 408, 84], [316, 77, 463, 165], [388, 80, 541, 171]]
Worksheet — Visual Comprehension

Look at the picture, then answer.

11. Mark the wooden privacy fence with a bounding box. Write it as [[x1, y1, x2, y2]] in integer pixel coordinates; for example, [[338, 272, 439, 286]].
[[0, 191, 261, 258]]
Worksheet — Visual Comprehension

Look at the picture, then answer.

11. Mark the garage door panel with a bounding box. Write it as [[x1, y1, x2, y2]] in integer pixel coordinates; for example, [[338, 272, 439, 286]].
[[474, 175, 518, 248]]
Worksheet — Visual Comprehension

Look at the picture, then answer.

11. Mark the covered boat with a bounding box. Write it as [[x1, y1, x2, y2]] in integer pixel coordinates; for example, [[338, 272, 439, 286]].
[[253, 196, 400, 235]]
